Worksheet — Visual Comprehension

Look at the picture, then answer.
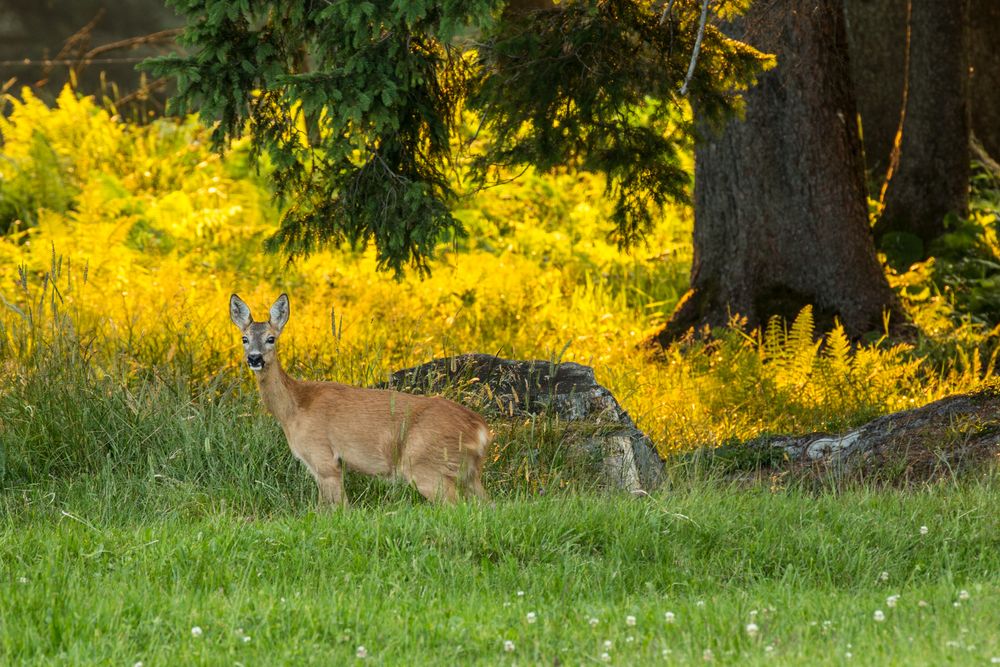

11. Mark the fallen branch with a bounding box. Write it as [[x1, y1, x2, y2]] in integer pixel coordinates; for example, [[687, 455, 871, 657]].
[[707, 388, 1000, 484]]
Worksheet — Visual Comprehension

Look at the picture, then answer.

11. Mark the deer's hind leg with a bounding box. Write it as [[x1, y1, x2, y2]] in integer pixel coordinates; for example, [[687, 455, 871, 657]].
[[401, 454, 457, 503], [464, 474, 487, 501], [412, 470, 457, 503]]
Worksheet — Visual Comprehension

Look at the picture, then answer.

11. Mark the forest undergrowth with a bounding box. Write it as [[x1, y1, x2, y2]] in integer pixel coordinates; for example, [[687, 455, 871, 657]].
[[2, 88, 998, 473]]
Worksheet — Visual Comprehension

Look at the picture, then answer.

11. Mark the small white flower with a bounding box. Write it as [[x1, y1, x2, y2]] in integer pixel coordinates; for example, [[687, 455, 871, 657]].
[[873, 610, 885, 622], [696, 600, 706, 608], [526, 612, 537, 624], [749, 609, 758, 618], [589, 617, 599, 627], [958, 590, 970, 601], [503, 640, 515, 652], [745, 622, 759, 638], [703, 648, 714, 661], [191, 626, 203, 638], [990, 657, 1000, 664], [625, 636, 634, 643], [17, 577, 28, 584], [846, 652, 853, 659], [886, 595, 899, 608], [242, 636, 251, 643], [664, 611, 676, 623], [603, 640, 613, 650], [879, 571, 890, 582], [134, 662, 143, 667], [918, 600, 928, 607], [625, 615, 636, 626], [600, 652, 611, 662], [953, 602, 961, 608], [920, 525, 929, 535], [516, 590, 525, 597], [765, 645, 774, 653], [356, 646, 367, 659], [662, 648, 672, 657]]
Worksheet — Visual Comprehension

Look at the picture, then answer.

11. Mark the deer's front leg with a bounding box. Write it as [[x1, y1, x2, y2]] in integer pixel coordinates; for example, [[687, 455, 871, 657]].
[[302, 448, 347, 509], [315, 468, 346, 508]]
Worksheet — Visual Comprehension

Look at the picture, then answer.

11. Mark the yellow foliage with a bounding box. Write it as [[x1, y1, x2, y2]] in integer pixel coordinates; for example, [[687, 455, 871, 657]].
[[0, 88, 993, 454]]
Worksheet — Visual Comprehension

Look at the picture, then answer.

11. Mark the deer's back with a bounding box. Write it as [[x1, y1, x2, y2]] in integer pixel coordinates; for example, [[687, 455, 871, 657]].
[[286, 381, 487, 476]]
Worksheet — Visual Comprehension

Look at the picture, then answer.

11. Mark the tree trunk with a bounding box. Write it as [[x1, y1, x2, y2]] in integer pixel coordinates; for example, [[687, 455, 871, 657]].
[[657, 0, 900, 344], [843, 0, 907, 182], [970, 0, 1000, 160], [874, 1, 969, 247]]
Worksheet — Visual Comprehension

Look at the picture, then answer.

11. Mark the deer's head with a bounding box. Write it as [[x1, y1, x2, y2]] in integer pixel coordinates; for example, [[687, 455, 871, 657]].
[[229, 294, 289, 372]]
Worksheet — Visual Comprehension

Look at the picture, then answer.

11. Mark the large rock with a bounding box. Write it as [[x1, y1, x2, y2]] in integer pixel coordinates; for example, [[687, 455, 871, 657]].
[[382, 353, 664, 492]]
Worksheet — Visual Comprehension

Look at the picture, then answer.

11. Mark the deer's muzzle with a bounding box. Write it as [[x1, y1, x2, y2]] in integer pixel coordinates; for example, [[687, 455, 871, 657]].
[[246, 354, 265, 370]]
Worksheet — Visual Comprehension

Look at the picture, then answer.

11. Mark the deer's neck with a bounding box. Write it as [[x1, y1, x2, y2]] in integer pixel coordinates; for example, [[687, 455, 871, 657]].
[[255, 360, 298, 425]]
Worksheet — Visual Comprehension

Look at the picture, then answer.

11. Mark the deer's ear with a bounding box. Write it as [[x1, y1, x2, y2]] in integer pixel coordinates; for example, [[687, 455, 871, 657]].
[[269, 293, 290, 333], [230, 294, 252, 329]]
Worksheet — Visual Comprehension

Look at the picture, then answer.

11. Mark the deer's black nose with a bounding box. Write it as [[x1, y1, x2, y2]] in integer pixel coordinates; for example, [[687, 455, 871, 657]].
[[246, 354, 264, 370]]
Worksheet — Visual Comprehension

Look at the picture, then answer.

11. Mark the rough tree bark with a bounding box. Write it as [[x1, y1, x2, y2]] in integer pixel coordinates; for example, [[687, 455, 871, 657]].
[[657, 0, 900, 343], [874, 1, 970, 247], [970, 0, 1000, 161], [843, 0, 907, 182]]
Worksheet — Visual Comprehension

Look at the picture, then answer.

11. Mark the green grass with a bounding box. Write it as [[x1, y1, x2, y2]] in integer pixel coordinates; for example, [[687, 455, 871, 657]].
[[2, 472, 999, 665], [2, 347, 999, 665]]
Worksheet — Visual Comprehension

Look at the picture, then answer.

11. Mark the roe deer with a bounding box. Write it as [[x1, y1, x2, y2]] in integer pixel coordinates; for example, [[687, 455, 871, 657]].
[[230, 293, 490, 506]]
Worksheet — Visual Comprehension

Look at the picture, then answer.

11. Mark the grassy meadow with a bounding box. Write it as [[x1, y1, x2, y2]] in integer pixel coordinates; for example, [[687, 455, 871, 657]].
[[3, 482, 1000, 665], [2, 88, 1000, 664]]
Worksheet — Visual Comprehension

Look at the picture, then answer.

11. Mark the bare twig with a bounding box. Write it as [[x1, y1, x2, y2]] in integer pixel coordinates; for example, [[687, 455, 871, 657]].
[[112, 76, 169, 107], [878, 0, 912, 207], [679, 0, 711, 96], [659, 0, 676, 26], [40, 10, 105, 83], [971, 134, 1000, 179], [83, 28, 183, 60], [0, 56, 153, 68]]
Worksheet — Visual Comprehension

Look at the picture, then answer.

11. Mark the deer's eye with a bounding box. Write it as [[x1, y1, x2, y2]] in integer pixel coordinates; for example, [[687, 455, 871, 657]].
[[242, 337, 249, 344], [266, 336, 275, 344]]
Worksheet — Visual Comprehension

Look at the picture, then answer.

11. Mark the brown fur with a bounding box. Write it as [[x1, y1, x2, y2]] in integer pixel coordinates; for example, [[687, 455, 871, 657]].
[[230, 293, 490, 506]]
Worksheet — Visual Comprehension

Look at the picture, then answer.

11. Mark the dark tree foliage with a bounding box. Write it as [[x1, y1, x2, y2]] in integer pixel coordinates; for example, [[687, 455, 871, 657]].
[[469, 0, 770, 247], [145, 0, 770, 274]]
